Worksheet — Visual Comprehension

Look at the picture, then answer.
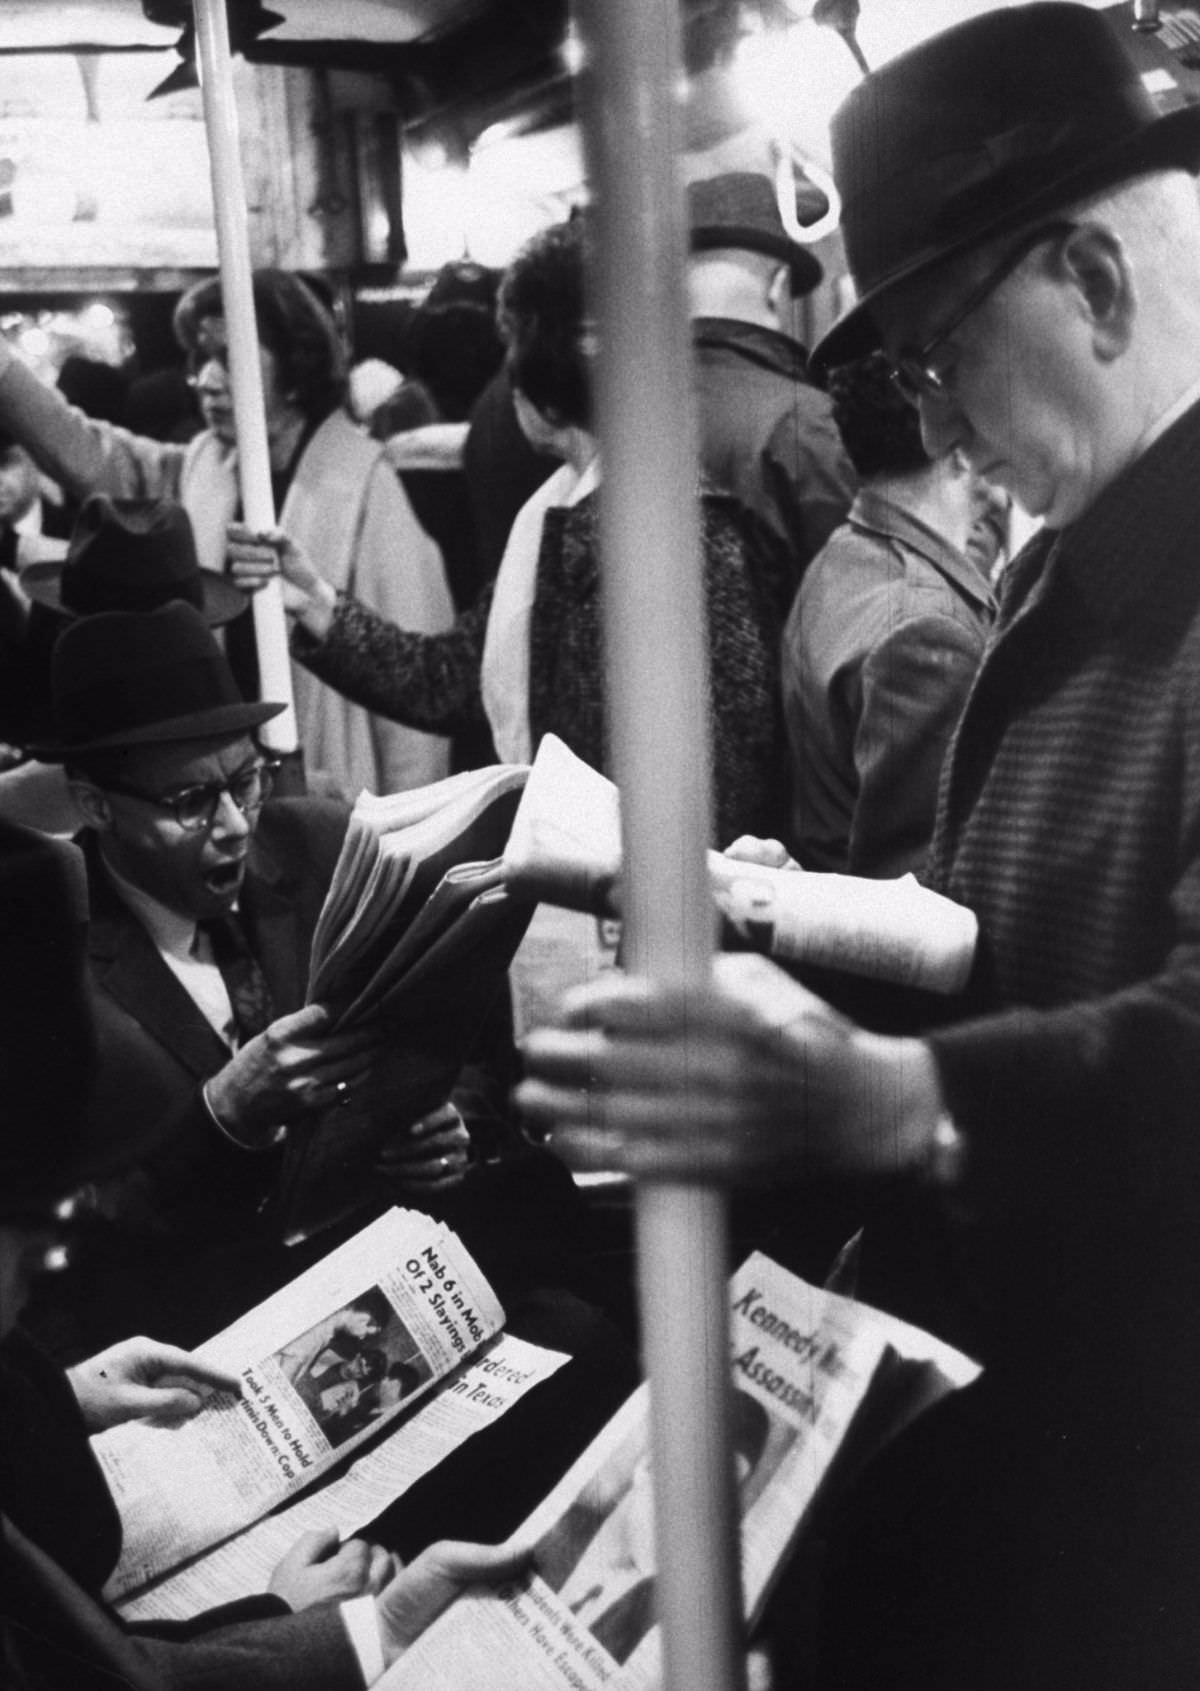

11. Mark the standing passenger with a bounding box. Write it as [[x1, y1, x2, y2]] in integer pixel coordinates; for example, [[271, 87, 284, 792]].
[[520, 7, 1200, 1681], [0, 271, 454, 801], [782, 352, 996, 878], [687, 171, 855, 620]]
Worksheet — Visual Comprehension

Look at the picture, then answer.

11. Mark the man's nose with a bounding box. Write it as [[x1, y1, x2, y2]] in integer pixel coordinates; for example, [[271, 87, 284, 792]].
[[211, 787, 251, 838]]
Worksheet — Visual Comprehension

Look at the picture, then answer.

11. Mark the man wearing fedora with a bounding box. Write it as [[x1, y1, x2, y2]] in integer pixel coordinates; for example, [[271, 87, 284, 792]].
[[26, 597, 471, 1355], [0, 817, 526, 1691], [520, 5, 1200, 1681], [687, 171, 855, 621]]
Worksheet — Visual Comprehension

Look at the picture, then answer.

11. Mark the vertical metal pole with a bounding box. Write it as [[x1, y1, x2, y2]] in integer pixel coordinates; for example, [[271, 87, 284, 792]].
[[193, 0, 298, 751], [578, 3, 742, 1690]]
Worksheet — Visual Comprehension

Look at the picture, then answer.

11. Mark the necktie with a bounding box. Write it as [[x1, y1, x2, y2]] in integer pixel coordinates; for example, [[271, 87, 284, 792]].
[[200, 912, 275, 1044]]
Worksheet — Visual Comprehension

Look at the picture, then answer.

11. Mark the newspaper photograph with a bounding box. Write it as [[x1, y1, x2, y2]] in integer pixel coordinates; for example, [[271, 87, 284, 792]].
[[118, 1333, 569, 1624], [96, 1208, 503, 1602], [380, 1253, 978, 1691]]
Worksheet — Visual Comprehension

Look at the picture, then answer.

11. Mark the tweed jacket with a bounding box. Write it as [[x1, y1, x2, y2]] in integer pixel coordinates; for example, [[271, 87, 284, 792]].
[[293, 484, 785, 845], [782, 486, 995, 878], [918, 398, 1200, 1418], [691, 317, 856, 618], [0, 1334, 360, 1691]]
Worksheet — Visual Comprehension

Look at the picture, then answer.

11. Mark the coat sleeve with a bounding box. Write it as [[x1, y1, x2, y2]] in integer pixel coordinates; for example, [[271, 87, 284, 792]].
[[128, 1599, 364, 1691], [292, 587, 492, 738], [0, 343, 186, 503]]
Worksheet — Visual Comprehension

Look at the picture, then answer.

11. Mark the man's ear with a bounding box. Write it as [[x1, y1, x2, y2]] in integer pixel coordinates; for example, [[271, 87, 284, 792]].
[[69, 777, 113, 832], [1060, 222, 1134, 360]]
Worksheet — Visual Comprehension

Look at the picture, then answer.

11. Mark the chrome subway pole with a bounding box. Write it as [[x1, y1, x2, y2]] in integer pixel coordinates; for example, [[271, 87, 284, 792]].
[[578, 2, 743, 1688], [192, 0, 298, 753]]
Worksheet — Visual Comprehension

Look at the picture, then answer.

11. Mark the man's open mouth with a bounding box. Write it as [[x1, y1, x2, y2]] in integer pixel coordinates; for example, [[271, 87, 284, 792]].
[[203, 860, 245, 896]]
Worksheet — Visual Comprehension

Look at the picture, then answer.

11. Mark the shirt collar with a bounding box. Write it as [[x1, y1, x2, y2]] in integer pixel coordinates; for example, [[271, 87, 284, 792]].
[[100, 853, 199, 959]]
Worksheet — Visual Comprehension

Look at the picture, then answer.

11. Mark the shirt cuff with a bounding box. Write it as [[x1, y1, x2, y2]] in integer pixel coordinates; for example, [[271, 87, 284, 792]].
[[201, 1079, 286, 1151], [340, 1596, 386, 1686]]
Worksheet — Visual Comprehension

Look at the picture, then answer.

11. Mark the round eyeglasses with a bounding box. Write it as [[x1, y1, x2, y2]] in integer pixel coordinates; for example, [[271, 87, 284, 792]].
[[102, 759, 279, 831], [887, 221, 1076, 404]]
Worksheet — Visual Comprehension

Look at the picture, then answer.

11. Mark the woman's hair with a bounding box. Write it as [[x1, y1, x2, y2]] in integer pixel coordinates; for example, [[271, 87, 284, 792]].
[[497, 219, 592, 431], [827, 351, 929, 480], [173, 269, 348, 423]]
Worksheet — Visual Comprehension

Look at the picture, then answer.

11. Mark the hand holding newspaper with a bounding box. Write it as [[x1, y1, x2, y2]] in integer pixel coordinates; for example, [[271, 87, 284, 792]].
[[95, 1209, 561, 1607], [502, 735, 979, 994], [272, 765, 537, 1239], [380, 1252, 980, 1690]]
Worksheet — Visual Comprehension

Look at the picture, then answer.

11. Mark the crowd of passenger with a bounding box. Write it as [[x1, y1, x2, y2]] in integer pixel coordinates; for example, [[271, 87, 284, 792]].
[[3, 2, 1200, 1684]]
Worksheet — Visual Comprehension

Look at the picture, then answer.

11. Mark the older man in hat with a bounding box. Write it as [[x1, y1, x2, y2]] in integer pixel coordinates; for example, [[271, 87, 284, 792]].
[[520, 5, 1200, 1681], [687, 171, 854, 619], [26, 597, 470, 1356], [0, 817, 525, 1691]]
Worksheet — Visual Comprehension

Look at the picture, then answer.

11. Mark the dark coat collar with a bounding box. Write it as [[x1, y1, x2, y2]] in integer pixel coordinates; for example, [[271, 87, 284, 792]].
[[691, 316, 812, 383], [1039, 397, 1200, 636]]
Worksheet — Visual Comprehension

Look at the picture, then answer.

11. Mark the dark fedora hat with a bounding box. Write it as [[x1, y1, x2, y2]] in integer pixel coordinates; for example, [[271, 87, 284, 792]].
[[0, 820, 179, 1203], [812, 2, 1200, 374], [34, 600, 284, 760], [22, 493, 246, 625], [688, 172, 824, 294]]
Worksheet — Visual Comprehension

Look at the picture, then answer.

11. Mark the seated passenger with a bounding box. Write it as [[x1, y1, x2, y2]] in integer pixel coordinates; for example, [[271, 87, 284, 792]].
[[230, 219, 785, 848], [0, 815, 525, 1691], [24, 600, 472, 1355], [781, 353, 996, 878]]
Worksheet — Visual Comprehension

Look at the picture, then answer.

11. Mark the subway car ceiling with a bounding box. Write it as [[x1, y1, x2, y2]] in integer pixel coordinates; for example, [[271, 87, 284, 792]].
[[0, 1, 1198, 296]]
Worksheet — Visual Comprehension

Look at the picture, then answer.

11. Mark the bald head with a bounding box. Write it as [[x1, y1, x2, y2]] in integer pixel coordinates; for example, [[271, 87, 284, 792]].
[[686, 247, 788, 329]]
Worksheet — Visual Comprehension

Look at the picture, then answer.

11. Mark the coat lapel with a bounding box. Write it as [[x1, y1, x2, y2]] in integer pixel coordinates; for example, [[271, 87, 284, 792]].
[[83, 839, 229, 1080], [239, 830, 309, 1017]]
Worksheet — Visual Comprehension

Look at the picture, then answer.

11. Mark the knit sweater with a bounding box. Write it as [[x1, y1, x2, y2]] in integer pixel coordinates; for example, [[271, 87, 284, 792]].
[[293, 484, 784, 845]]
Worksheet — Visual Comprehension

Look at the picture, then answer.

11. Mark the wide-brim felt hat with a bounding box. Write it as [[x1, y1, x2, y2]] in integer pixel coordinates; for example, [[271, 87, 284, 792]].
[[34, 599, 284, 759], [22, 492, 247, 625], [688, 171, 824, 294], [811, 2, 1200, 375]]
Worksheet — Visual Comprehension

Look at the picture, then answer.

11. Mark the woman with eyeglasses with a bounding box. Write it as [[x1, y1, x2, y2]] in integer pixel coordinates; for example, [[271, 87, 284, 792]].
[[0, 269, 455, 805]]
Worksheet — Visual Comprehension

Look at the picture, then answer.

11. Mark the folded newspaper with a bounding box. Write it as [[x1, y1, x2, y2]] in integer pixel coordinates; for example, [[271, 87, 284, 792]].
[[502, 735, 979, 994], [271, 765, 537, 1240], [381, 1251, 980, 1690], [96, 1208, 568, 1613]]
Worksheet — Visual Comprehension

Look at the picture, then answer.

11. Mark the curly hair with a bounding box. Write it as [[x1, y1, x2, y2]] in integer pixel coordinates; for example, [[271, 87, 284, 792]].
[[173, 269, 348, 424], [497, 220, 592, 430], [827, 351, 929, 480]]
